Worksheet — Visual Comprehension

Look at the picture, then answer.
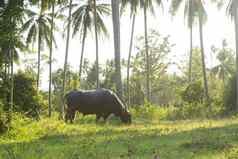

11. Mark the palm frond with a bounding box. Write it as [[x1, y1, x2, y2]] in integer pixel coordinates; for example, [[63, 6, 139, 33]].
[[26, 23, 37, 45], [96, 11, 108, 37], [70, 1, 109, 39], [24, 8, 37, 17], [227, 0, 238, 18], [169, 0, 183, 16], [20, 18, 34, 33]]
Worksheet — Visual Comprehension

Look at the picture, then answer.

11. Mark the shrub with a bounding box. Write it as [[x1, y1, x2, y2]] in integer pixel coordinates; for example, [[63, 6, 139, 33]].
[[169, 101, 224, 120], [0, 100, 8, 134], [13, 72, 46, 118], [0, 77, 9, 110], [0, 72, 46, 119], [210, 97, 225, 116], [181, 81, 204, 103], [130, 100, 224, 121], [224, 75, 237, 113], [130, 101, 170, 121], [169, 102, 209, 119]]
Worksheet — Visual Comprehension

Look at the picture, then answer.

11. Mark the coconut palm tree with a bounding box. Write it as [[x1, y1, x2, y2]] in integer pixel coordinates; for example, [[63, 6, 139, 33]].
[[121, 0, 138, 105], [92, 0, 99, 88], [142, 0, 163, 102], [48, 0, 55, 118], [197, 1, 209, 106], [211, 40, 235, 84], [111, 0, 123, 99], [27, 0, 65, 117], [126, 14, 135, 105], [21, 4, 56, 90], [62, 0, 73, 119], [0, 0, 27, 122], [71, 0, 110, 84], [227, 0, 238, 111], [170, 0, 195, 82], [45, 0, 66, 117], [121, 0, 163, 102], [171, 0, 209, 105]]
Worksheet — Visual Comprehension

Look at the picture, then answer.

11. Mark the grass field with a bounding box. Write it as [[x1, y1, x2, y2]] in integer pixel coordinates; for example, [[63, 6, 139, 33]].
[[0, 115, 238, 159]]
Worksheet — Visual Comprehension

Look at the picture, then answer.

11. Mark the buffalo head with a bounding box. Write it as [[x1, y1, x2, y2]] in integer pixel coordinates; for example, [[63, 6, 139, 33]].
[[120, 110, 132, 124]]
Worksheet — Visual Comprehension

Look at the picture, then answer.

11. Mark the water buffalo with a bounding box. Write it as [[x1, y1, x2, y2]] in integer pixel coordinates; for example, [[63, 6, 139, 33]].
[[64, 89, 132, 124]]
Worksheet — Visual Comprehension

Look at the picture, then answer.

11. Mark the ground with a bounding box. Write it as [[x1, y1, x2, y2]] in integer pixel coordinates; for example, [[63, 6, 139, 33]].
[[0, 115, 238, 159]]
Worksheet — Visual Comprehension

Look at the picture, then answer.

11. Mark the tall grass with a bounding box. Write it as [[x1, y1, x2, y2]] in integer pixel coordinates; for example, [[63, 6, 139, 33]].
[[130, 101, 225, 122]]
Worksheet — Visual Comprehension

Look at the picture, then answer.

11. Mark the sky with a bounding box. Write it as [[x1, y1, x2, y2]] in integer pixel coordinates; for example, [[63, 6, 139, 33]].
[[20, 1, 235, 90]]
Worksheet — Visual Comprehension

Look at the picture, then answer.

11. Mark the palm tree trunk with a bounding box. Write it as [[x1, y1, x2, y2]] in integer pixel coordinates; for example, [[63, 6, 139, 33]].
[[111, 0, 123, 99], [62, 0, 73, 119], [48, 0, 55, 118], [188, 0, 193, 83], [7, 61, 10, 77], [222, 70, 225, 107], [143, 5, 150, 102], [92, 0, 99, 89], [4, 62, 7, 81], [199, 14, 209, 108], [235, 7, 238, 112], [9, 48, 14, 123], [79, 26, 87, 84], [37, 30, 41, 90], [127, 14, 136, 106], [189, 26, 193, 82]]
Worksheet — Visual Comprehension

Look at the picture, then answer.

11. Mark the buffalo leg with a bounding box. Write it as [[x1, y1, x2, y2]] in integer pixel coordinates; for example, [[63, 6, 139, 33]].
[[103, 113, 110, 122], [65, 113, 69, 123], [96, 114, 102, 123], [65, 109, 71, 123], [70, 110, 76, 123]]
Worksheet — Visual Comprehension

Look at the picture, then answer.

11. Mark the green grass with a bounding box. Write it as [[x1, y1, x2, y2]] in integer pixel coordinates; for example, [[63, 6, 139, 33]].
[[0, 114, 238, 159]]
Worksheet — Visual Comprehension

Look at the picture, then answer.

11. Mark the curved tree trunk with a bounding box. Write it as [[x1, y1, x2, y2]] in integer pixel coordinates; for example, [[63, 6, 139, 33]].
[[7, 59, 10, 77], [235, 7, 238, 112], [4, 62, 7, 81], [111, 0, 123, 99], [127, 14, 136, 106], [48, 0, 55, 117], [79, 25, 87, 85], [9, 48, 14, 123], [199, 14, 209, 109], [188, 0, 193, 83], [37, 30, 41, 90], [189, 26, 193, 82], [93, 0, 99, 89], [143, 5, 150, 102], [62, 0, 73, 119]]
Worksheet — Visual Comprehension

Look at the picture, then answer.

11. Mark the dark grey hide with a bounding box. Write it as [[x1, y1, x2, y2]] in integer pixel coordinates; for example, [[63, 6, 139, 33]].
[[65, 89, 131, 124]]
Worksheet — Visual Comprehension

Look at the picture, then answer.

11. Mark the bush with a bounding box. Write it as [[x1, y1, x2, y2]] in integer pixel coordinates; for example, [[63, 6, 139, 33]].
[[130, 101, 170, 121], [169, 101, 224, 120], [0, 77, 9, 110], [0, 72, 46, 118], [224, 75, 237, 113], [13, 72, 46, 118], [130, 98, 226, 121], [181, 81, 204, 103], [0, 101, 8, 134], [130, 101, 224, 121], [169, 102, 209, 119]]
